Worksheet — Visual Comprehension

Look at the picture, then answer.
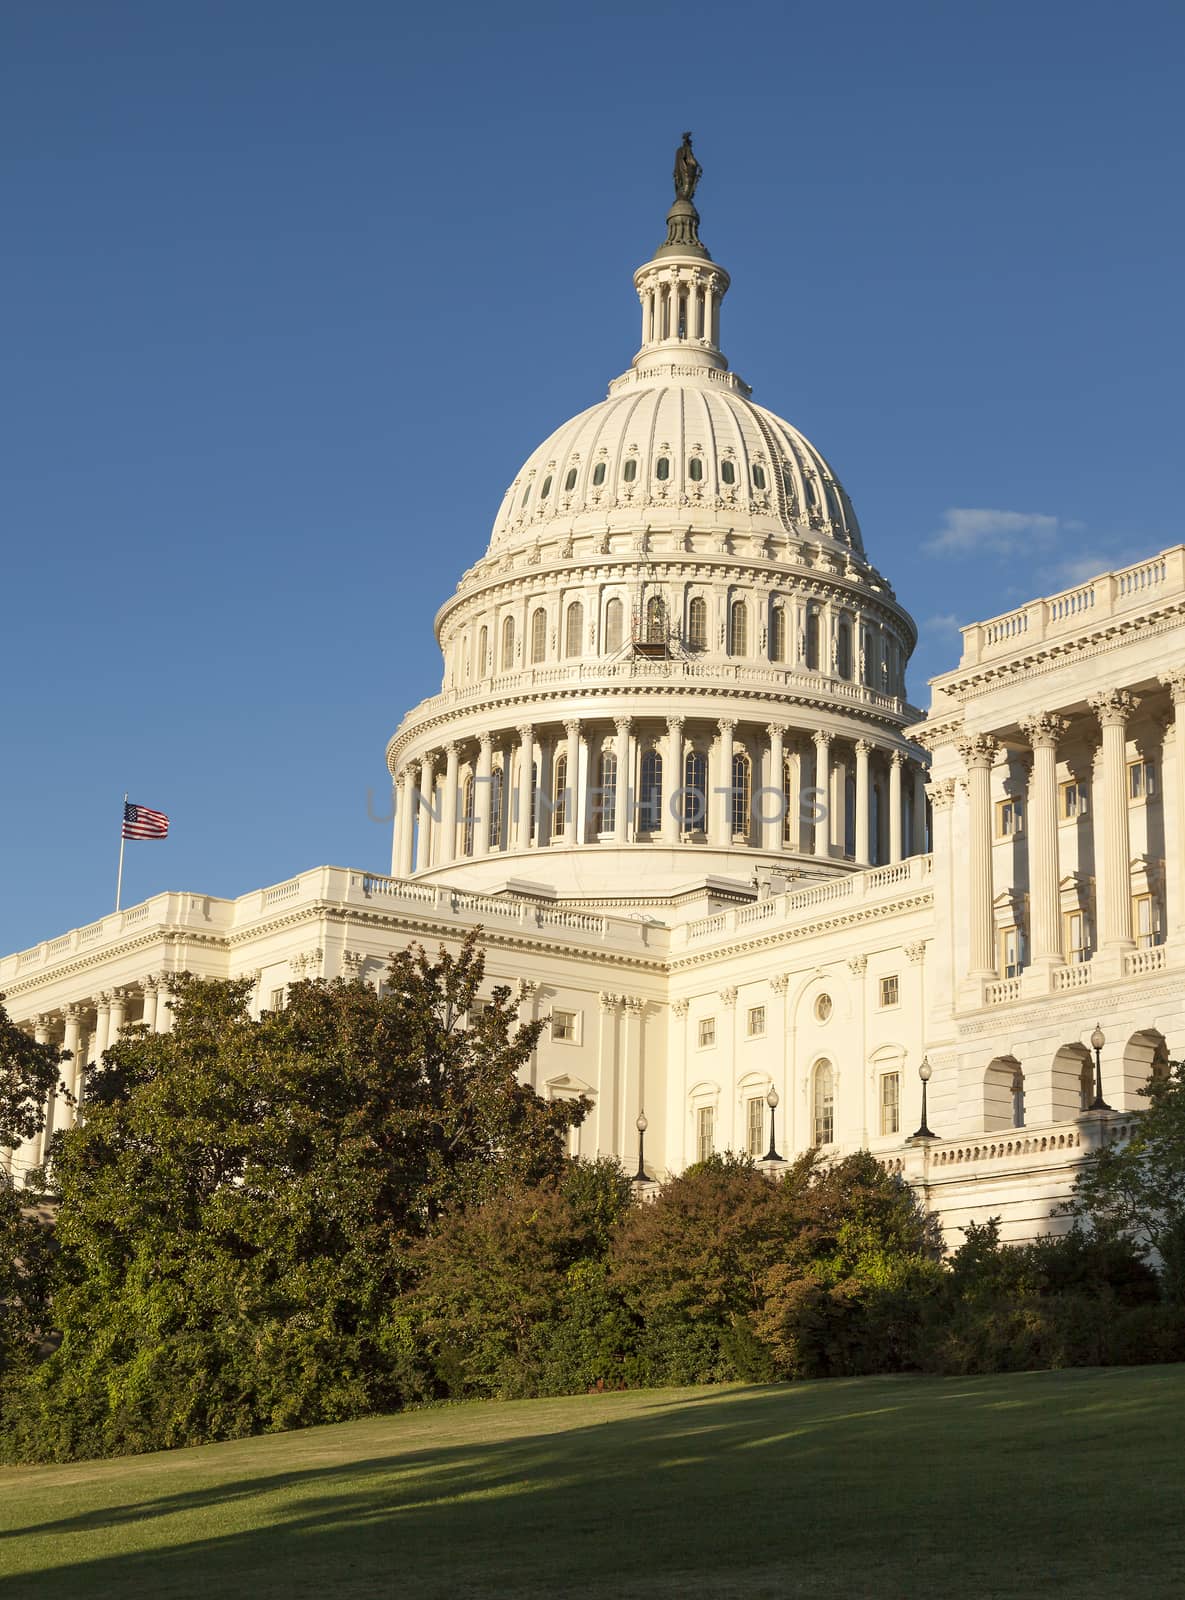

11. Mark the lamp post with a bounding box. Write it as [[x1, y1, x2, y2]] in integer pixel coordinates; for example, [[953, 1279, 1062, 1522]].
[[763, 1083, 782, 1163], [1088, 1023, 1112, 1112], [910, 1056, 937, 1140], [633, 1110, 649, 1184]]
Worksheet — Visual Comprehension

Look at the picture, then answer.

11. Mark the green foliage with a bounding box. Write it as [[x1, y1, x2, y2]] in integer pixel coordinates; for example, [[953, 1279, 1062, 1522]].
[[1065, 1059, 1185, 1300], [2, 934, 583, 1461]]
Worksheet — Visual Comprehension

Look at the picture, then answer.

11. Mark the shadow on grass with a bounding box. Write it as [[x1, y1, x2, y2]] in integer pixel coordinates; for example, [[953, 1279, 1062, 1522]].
[[2, 1367, 1183, 1600]]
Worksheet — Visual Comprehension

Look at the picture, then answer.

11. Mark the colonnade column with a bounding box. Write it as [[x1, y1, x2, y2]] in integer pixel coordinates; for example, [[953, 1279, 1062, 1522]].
[[1089, 691, 1137, 953], [715, 720, 735, 845], [613, 717, 631, 843], [959, 735, 999, 979], [563, 720, 580, 845], [157, 978, 175, 1035], [911, 763, 928, 855], [813, 731, 831, 858], [93, 993, 112, 1065], [473, 735, 493, 858], [58, 1005, 82, 1131], [108, 988, 127, 1041], [1020, 714, 1067, 968], [415, 755, 435, 871], [441, 743, 460, 865], [764, 724, 784, 852], [663, 717, 683, 844], [140, 978, 159, 1032], [395, 768, 415, 877], [516, 725, 535, 849], [1163, 672, 1185, 938], [854, 740, 871, 866], [889, 752, 903, 864]]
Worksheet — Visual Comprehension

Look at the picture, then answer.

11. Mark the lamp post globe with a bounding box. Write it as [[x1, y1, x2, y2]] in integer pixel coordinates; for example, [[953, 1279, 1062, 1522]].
[[633, 1111, 649, 1184], [911, 1055, 936, 1141], [763, 1083, 782, 1164], [1088, 1023, 1112, 1112]]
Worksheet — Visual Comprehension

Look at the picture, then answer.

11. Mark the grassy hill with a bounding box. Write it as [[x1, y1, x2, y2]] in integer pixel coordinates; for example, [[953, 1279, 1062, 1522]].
[[1, 1366, 1182, 1599]]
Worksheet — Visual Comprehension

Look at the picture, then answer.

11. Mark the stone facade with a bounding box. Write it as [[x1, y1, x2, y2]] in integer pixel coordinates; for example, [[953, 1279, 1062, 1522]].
[[4, 174, 1182, 1246]]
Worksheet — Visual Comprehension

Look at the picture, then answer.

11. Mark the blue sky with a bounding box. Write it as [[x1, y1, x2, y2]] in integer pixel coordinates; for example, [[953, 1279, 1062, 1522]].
[[2, 0, 1182, 952]]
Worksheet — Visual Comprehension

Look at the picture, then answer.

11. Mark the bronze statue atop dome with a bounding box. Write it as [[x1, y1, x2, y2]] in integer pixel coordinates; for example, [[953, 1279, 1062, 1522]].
[[674, 133, 702, 202]]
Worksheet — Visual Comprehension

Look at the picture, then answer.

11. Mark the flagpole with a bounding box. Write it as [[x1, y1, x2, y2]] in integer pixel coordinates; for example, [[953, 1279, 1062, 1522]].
[[115, 792, 128, 912]]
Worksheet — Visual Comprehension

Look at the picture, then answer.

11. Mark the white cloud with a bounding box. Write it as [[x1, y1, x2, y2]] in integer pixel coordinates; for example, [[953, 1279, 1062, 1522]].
[[922, 612, 964, 634], [924, 507, 1063, 557]]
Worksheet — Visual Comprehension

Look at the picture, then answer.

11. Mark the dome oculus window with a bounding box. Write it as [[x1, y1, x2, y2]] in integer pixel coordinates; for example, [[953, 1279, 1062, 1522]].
[[541, 475, 552, 499], [622, 459, 637, 483], [655, 457, 670, 481], [564, 468, 577, 492], [688, 457, 703, 482], [752, 464, 767, 490], [721, 460, 736, 485], [520, 485, 531, 508], [592, 462, 606, 487]]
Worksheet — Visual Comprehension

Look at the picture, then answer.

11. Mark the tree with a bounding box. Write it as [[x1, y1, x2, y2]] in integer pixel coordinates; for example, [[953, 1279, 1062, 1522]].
[[0, 999, 69, 1161], [1065, 1059, 1185, 1300], [3, 933, 585, 1461]]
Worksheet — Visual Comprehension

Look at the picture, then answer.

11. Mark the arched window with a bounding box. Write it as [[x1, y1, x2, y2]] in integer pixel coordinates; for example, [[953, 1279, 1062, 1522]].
[[731, 750, 751, 838], [488, 766, 504, 850], [592, 461, 606, 486], [501, 615, 515, 671], [752, 463, 767, 490], [688, 457, 703, 482], [646, 594, 666, 643], [836, 619, 852, 680], [565, 601, 583, 658], [595, 750, 617, 834], [604, 597, 624, 654], [477, 625, 489, 677], [530, 607, 547, 664], [728, 599, 748, 656], [462, 774, 475, 856], [683, 749, 708, 833], [640, 750, 663, 832], [813, 1061, 835, 1146], [688, 596, 708, 650], [520, 484, 531, 508], [564, 467, 577, 492], [1079, 1057, 1094, 1113], [656, 457, 670, 482], [552, 754, 567, 836], [805, 611, 820, 671], [461, 639, 470, 682], [770, 606, 787, 663], [623, 458, 637, 484], [721, 459, 736, 485], [861, 629, 875, 687], [782, 757, 794, 846], [541, 475, 552, 499], [529, 761, 538, 842]]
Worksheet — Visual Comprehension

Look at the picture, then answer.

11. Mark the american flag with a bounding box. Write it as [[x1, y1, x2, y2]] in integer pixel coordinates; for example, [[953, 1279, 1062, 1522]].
[[122, 802, 169, 840]]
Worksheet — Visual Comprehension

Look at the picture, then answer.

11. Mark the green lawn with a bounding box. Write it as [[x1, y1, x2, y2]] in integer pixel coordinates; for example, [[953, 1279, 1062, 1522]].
[[0, 1366, 1182, 1599]]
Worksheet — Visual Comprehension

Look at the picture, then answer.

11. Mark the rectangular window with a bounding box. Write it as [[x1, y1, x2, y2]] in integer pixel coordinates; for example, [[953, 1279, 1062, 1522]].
[[878, 974, 899, 1008], [1065, 910, 1090, 965], [698, 1017, 716, 1049], [697, 1105, 715, 1163], [269, 987, 286, 1011], [746, 1004, 765, 1037], [1129, 760, 1156, 801], [1060, 780, 1089, 820], [467, 1002, 490, 1027], [996, 798, 1023, 837], [879, 1072, 900, 1137], [1000, 926, 1023, 980], [1132, 893, 1158, 949], [746, 1095, 765, 1157], [551, 1009, 577, 1042]]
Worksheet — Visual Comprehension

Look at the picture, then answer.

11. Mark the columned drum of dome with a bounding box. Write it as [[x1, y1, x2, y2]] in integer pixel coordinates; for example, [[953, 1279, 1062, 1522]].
[[387, 142, 927, 900]]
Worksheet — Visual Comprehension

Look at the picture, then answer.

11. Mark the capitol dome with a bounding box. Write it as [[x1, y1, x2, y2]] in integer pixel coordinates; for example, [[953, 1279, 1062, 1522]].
[[489, 384, 864, 559], [387, 141, 926, 903]]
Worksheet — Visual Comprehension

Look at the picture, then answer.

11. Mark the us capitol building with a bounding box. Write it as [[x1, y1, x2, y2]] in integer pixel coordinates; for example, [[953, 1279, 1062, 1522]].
[[5, 142, 1183, 1242]]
